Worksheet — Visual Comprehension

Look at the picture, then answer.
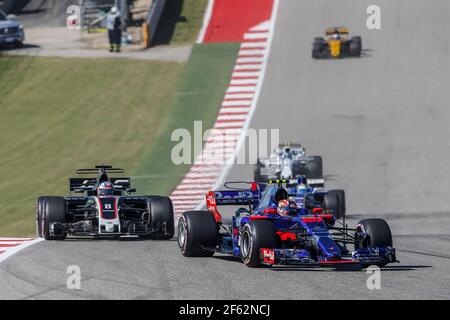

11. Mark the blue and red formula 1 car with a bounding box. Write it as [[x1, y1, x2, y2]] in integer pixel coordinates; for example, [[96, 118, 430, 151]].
[[178, 180, 397, 268]]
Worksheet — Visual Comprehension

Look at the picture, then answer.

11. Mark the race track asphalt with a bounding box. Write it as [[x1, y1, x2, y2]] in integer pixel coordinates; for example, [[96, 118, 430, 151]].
[[1, 0, 449, 299]]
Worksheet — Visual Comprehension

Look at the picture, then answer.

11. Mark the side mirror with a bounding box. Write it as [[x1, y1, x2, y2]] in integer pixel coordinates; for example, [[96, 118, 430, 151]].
[[126, 188, 136, 193], [7, 14, 17, 20]]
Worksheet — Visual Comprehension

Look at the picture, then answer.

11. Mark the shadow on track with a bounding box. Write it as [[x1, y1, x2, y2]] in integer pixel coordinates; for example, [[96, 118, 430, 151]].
[[0, 43, 40, 51], [151, 0, 186, 46]]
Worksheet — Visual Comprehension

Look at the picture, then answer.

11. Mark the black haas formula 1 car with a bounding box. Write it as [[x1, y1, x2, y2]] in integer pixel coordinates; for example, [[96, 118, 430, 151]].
[[312, 27, 362, 59], [36, 165, 174, 240]]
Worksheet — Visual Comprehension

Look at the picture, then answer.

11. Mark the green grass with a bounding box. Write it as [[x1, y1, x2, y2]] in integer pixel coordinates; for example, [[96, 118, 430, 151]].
[[171, 0, 209, 44], [0, 55, 184, 236], [0, 43, 239, 236], [155, 0, 209, 46], [133, 43, 240, 194]]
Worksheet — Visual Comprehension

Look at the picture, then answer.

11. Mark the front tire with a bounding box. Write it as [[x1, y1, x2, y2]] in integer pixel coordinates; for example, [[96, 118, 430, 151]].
[[178, 211, 217, 257], [240, 220, 278, 267], [350, 36, 362, 57], [357, 218, 393, 248], [356, 218, 393, 267], [41, 196, 66, 240], [36, 197, 46, 238]]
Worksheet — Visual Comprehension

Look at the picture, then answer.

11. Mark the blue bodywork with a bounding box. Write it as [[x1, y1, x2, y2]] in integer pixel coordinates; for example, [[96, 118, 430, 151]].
[[209, 183, 397, 267]]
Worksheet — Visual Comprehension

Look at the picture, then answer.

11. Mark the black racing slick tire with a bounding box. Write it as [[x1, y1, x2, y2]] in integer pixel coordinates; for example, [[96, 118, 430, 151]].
[[324, 193, 342, 219], [41, 196, 67, 240], [240, 220, 278, 267], [350, 36, 362, 57], [358, 218, 393, 248], [312, 38, 326, 59], [312, 43, 322, 59], [357, 218, 393, 267], [178, 211, 217, 257], [306, 156, 323, 179], [351, 36, 362, 49], [292, 160, 307, 178], [328, 190, 346, 217], [147, 196, 175, 239], [36, 197, 46, 238]]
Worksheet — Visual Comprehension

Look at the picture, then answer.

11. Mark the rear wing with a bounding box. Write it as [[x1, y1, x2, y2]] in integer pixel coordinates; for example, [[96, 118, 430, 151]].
[[325, 27, 349, 35], [307, 179, 325, 188], [269, 178, 325, 189], [69, 177, 131, 193], [206, 186, 264, 222], [211, 190, 261, 206], [69, 178, 97, 192]]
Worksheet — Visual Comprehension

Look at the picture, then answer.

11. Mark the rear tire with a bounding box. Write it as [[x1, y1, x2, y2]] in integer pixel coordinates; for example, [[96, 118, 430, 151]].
[[312, 43, 322, 59], [328, 190, 346, 218], [146, 196, 175, 239], [324, 193, 342, 218], [351, 36, 362, 49], [240, 220, 278, 267], [178, 211, 217, 257], [292, 160, 307, 178], [42, 196, 66, 240], [312, 38, 326, 59], [350, 37, 362, 57], [306, 156, 323, 179]]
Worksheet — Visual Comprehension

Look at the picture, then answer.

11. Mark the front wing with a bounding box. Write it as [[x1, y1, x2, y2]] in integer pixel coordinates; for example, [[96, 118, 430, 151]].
[[260, 247, 397, 267]]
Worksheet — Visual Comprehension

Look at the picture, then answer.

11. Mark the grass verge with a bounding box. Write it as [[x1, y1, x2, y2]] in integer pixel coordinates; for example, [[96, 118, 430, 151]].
[[0, 56, 183, 236], [153, 0, 209, 46]]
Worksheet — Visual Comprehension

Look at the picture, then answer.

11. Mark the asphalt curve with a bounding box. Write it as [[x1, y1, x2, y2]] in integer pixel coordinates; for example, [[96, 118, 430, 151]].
[[1, 0, 449, 299]]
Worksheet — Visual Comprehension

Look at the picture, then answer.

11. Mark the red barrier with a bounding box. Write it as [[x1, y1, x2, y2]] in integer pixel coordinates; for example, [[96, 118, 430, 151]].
[[203, 0, 274, 43]]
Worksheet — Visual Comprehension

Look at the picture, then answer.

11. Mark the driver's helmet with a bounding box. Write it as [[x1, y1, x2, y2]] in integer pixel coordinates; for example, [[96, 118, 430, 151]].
[[332, 33, 340, 40], [277, 199, 290, 216], [98, 181, 114, 196], [297, 176, 308, 189]]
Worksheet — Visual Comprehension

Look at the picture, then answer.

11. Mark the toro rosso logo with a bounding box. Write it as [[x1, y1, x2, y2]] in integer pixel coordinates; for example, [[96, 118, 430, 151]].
[[261, 248, 275, 265], [215, 191, 255, 199]]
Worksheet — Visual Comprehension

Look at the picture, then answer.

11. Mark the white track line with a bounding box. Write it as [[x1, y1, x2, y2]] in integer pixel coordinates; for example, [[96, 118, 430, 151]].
[[196, 0, 215, 43], [243, 32, 269, 40], [236, 57, 264, 64], [0, 238, 44, 264], [233, 64, 262, 70], [224, 93, 254, 99], [241, 42, 268, 49]]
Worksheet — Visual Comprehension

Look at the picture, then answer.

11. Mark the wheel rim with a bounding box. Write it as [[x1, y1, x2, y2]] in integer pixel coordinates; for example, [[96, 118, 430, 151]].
[[178, 220, 187, 249], [241, 230, 250, 258]]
